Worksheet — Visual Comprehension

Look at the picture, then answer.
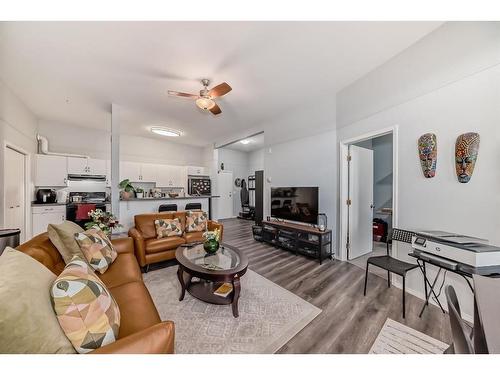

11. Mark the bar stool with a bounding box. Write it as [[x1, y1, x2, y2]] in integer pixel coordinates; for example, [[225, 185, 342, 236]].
[[185, 203, 202, 211], [158, 204, 177, 212]]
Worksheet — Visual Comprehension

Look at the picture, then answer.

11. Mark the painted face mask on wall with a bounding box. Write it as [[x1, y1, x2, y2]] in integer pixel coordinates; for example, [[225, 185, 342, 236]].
[[418, 133, 437, 178], [455, 132, 480, 183]]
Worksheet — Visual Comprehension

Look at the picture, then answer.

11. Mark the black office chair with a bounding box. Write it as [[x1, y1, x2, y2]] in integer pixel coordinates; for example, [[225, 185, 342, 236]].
[[445, 285, 474, 354], [185, 203, 202, 211], [158, 204, 177, 212], [363, 228, 419, 318]]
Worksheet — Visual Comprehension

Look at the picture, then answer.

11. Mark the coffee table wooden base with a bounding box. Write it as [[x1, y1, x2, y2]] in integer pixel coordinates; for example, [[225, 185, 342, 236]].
[[177, 266, 241, 318]]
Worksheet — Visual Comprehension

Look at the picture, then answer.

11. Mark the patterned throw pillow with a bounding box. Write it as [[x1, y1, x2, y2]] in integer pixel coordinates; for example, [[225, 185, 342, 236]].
[[50, 256, 120, 353], [185, 210, 208, 232], [74, 227, 117, 274], [155, 218, 183, 239]]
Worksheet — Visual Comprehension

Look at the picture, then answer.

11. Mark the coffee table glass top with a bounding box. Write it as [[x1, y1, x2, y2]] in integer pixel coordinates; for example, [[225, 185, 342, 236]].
[[182, 244, 241, 271]]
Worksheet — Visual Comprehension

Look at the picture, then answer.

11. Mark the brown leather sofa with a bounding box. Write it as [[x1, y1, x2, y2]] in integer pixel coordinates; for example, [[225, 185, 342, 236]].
[[129, 211, 223, 269], [17, 233, 174, 354]]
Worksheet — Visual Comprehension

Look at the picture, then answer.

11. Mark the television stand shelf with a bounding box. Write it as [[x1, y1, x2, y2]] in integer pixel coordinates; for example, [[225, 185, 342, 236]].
[[253, 220, 333, 264]]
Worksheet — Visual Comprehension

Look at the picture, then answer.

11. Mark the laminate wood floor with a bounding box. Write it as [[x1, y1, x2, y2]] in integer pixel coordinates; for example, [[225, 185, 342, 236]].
[[221, 218, 451, 354]]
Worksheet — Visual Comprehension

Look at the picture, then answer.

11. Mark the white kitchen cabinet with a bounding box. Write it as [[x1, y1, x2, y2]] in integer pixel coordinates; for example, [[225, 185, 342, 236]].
[[32, 205, 66, 237], [120, 161, 142, 182], [35, 154, 68, 186], [120, 161, 158, 182], [187, 166, 206, 176], [140, 163, 158, 182], [156, 165, 185, 187], [68, 157, 106, 175]]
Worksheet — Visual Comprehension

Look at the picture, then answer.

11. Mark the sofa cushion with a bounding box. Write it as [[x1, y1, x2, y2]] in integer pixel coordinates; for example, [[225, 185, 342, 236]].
[[97, 252, 143, 289], [109, 281, 161, 338], [134, 212, 187, 239], [47, 221, 85, 264], [184, 231, 204, 244], [155, 217, 183, 239], [145, 236, 185, 254], [185, 211, 208, 232], [75, 227, 117, 274], [51, 257, 120, 353], [16, 232, 66, 275], [0, 247, 75, 354]]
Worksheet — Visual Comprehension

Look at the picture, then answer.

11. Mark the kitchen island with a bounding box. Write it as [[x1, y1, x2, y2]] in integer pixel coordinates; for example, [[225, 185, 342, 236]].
[[119, 195, 219, 232]]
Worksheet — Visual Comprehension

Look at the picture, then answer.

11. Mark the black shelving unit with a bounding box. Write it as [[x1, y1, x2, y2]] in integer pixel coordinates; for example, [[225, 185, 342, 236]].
[[255, 220, 333, 264]]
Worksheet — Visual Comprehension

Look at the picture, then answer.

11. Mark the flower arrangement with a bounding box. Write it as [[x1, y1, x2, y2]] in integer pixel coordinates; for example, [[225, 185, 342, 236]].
[[202, 228, 221, 242], [84, 209, 122, 235], [202, 228, 221, 254]]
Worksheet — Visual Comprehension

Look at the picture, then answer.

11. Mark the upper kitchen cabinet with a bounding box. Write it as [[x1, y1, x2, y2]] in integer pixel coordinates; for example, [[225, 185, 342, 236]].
[[157, 165, 186, 188], [186, 166, 207, 176], [35, 154, 68, 186], [119, 161, 157, 182], [140, 163, 158, 182], [68, 157, 106, 176]]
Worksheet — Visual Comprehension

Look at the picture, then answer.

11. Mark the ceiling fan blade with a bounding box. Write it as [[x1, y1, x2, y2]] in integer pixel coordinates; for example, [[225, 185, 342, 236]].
[[208, 82, 232, 98], [209, 103, 222, 115], [167, 90, 199, 99]]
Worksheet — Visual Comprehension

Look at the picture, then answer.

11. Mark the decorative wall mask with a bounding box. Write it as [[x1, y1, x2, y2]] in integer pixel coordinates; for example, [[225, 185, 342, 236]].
[[455, 132, 480, 183], [417, 133, 437, 178]]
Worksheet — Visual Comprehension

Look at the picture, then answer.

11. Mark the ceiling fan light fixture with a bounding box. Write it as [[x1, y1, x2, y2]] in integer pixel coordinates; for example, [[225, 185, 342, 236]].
[[151, 127, 182, 137], [196, 97, 216, 110]]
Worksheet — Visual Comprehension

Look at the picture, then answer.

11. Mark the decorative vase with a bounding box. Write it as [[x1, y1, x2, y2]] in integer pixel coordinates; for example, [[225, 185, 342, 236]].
[[203, 239, 220, 254], [121, 191, 132, 200]]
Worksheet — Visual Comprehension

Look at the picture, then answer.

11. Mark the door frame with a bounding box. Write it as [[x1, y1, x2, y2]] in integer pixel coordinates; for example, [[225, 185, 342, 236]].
[[3, 142, 31, 241], [339, 125, 399, 262]]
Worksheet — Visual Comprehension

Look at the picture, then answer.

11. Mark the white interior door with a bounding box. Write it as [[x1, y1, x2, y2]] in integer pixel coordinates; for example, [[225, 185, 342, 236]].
[[216, 171, 233, 220], [348, 145, 374, 260], [5, 147, 26, 240]]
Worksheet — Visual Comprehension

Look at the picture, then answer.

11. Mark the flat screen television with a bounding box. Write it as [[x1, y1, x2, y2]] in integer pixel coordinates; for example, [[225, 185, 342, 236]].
[[271, 187, 319, 225]]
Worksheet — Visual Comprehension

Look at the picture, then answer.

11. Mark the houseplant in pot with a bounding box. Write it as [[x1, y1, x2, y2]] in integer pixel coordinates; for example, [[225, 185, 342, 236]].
[[135, 187, 144, 199], [202, 228, 222, 254], [119, 179, 135, 200]]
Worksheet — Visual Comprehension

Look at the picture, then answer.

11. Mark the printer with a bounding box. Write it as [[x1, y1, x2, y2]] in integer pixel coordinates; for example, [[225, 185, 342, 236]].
[[411, 230, 500, 276]]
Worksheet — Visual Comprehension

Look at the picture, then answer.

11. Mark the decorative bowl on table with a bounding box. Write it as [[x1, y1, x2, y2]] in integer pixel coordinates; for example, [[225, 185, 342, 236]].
[[168, 192, 179, 198]]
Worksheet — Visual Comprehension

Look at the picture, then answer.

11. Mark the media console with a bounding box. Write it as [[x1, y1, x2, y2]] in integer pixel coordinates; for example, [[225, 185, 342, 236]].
[[253, 220, 333, 264]]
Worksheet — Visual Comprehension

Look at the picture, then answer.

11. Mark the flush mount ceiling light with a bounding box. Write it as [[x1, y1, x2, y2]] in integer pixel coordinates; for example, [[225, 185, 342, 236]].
[[240, 139, 251, 145], [151, 127, 182, 137]]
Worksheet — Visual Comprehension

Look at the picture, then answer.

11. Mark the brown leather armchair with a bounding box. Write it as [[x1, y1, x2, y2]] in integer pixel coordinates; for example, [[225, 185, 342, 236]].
[[129, 211, 223, 270], [16, 233, 175, 354]]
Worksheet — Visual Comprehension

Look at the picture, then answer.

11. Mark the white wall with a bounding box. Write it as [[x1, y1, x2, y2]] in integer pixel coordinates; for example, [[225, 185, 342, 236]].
[[248, 147, 265, 173], [264, 130, 337, 236], [336, 22, 500, 319], [0, 79, 38, 234], [37, 120, 206, 166]]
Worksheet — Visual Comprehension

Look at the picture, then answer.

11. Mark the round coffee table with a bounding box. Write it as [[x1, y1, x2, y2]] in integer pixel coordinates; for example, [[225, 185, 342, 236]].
[[175, 243, 248, 318]]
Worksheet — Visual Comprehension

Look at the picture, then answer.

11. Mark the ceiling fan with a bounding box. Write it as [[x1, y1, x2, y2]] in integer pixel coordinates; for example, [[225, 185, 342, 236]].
[[168, 79, 232, 116]]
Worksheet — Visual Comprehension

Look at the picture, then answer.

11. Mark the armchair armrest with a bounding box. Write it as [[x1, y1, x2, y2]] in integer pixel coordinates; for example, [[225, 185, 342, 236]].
[[111, 237, 134, 255], [90, 321, 175, 354], [128, 227, 147, 267], [208, 221, 224, 242]]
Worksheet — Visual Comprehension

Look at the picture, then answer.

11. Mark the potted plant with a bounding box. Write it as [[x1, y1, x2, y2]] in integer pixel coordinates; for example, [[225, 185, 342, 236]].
[[119, 179, 135, 200], [85, 209, 122, 236], [135, 187, 144, 199], [202, 228, 221, 254]]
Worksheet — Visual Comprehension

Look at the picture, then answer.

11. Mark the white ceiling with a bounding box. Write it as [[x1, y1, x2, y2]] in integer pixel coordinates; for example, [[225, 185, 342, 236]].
[[0, 21, 442, 147], [223, 132, 265, 152]]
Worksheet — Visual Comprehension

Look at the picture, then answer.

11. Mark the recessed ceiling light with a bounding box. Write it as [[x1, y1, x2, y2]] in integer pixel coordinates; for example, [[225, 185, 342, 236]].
[[151, 127, 182, 137], [240, 139, 251, 145]]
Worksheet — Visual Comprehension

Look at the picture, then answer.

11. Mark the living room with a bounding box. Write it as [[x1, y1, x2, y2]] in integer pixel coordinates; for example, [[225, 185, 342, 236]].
[[1, 1, 500, 374]]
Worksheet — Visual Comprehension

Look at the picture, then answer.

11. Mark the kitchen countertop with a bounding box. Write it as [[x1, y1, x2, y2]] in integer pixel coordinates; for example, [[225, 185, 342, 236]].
[[31, 202, 68, 206], [120, 195, 219, 202]]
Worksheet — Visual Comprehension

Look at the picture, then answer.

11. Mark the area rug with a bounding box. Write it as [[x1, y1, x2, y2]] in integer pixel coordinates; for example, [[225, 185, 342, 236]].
[[369, 318, 448, 354], [143, 266, 321, 353]]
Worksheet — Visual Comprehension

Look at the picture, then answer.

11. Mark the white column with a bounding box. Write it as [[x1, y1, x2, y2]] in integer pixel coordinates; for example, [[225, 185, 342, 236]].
[[111, 104, 120, 219]]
